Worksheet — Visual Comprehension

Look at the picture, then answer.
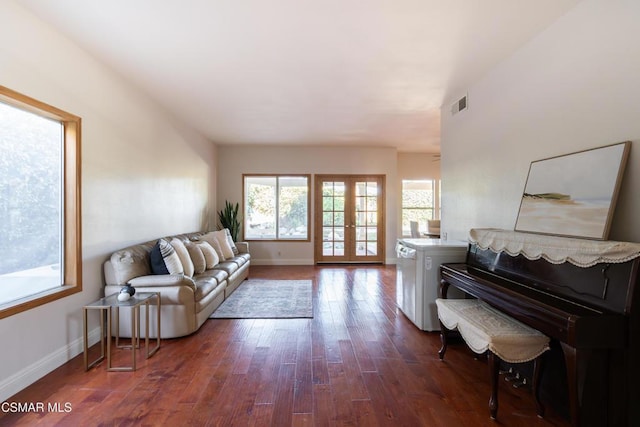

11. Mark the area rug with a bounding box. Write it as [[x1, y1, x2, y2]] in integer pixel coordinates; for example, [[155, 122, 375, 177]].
[[210, 279, 313, 319]]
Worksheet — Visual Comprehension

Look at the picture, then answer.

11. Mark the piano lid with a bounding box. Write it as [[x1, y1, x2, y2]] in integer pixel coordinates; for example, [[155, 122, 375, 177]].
[[469, 228, 640, 268]]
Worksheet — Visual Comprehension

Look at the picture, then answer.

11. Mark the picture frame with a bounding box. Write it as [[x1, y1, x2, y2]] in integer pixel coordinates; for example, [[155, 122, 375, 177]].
[[514, 141, 631, 240]]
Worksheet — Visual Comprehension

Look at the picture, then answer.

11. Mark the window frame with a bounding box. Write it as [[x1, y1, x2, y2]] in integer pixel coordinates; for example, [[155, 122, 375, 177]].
[[401, 179, 439, 237], [0, 85, 82, 319], [242, 174, 311, 242]]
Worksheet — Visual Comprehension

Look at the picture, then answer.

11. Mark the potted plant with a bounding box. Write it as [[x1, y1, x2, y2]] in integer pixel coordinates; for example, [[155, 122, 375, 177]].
[[218, 201, 241, 241]]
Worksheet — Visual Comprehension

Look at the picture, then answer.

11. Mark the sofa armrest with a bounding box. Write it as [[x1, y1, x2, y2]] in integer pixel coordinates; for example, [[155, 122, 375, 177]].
[[235, 241, 249, 254], [128, 274, 196, 291]]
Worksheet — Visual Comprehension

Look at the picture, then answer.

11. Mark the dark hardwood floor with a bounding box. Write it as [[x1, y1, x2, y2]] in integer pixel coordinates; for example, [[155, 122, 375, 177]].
[[1, 265, 570, 426]]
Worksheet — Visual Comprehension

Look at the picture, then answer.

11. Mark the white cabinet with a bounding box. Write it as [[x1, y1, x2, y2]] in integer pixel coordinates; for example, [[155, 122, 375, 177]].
[[396, 239, 467, 331]]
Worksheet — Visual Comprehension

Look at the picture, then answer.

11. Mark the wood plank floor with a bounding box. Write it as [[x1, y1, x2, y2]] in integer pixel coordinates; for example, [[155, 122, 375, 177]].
[[1, 265, 570, 426]]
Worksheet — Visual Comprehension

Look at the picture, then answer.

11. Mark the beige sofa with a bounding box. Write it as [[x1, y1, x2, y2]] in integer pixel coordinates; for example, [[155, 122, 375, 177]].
[[103, 231, 249, 338]]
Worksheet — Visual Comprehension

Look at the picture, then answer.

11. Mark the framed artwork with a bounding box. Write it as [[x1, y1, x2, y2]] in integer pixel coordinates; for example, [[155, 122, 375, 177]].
[[515, 141, 631, 240]]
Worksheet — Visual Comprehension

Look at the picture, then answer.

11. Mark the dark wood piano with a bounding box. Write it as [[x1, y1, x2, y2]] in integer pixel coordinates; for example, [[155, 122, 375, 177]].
[[439, 229, 640, 427]]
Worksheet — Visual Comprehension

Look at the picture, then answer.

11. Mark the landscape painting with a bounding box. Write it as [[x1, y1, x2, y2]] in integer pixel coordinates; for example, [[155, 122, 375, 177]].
[[515, 141, 630, 240]]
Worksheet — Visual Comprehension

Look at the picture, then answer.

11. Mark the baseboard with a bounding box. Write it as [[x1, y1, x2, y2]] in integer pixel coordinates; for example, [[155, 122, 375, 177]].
[[252, 258, 398, 266], [0, 327, 101, 402], [251, 259, 314, 266]]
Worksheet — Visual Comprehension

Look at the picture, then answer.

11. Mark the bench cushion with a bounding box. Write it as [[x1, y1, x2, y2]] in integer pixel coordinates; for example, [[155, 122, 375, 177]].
[[435, 298, 550, 363]]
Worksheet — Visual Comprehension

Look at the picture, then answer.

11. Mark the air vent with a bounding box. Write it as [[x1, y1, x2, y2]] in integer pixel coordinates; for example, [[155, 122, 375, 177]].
[[451, 95, 468, 115]]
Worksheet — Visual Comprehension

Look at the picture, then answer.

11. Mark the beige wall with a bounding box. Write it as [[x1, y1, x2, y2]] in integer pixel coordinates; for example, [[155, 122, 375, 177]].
[[0, 2, 216, 400], [217, 145, 398, 264], [397, 153, 440, 181], [441, 0, 640, 243]]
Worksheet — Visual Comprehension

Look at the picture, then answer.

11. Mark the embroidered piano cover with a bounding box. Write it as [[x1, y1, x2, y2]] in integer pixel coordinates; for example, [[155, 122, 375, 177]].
[[469, 228, 640, 268]]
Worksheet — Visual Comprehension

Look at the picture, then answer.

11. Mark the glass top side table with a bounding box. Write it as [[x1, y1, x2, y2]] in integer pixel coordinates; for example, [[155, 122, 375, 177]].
[[83, 292, 160, 371]]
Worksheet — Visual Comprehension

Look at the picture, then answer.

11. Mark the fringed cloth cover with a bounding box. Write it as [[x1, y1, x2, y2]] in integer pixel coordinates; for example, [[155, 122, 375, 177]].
[[435, 299, 550, 363], [469, 228, 640, 268]]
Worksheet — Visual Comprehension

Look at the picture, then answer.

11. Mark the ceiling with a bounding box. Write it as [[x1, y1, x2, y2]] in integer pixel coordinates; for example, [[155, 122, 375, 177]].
[[18, 0, 580, 152]]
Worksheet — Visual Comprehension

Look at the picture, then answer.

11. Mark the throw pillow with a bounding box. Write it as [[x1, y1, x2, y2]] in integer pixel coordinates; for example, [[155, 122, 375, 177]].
[[213, 229, 235, 259], [199, 232, 227, 261], [149, 238, 184, 275], [170, 238, 194, 277], [223, 228, 239, 255], [185, 241, 206, 274], [197, 241, 219, 269]]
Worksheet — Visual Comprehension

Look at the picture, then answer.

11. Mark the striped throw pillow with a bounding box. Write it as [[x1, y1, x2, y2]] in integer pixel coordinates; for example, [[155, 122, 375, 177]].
[[150, 238, 184, 275]]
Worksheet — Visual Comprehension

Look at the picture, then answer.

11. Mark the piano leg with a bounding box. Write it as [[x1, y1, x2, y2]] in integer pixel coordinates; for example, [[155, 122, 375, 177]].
[[488, 351, 500, 419], [438, 320, 448, 360], [560, 343, 612, 427], [532, 354, 545, 418], [560, 343, 580, 427]]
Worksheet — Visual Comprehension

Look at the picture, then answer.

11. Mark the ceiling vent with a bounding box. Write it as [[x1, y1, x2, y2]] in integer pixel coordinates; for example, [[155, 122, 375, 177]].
[[451, 95, 468, 115]]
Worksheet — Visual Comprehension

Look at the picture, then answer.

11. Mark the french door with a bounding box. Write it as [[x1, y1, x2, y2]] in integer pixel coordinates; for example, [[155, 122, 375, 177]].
[[315, 175, 385, 263]]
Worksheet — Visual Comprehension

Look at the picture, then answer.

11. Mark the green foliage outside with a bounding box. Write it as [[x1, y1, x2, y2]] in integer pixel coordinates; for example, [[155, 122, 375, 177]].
[[402, 184, 434, 233], [246, 177, 307, 238]]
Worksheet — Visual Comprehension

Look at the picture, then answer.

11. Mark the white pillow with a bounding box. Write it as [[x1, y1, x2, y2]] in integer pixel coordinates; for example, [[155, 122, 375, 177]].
[[213, 230, 235, 259], [185, 241, 206, 274], [170, 238, 194, 277], [197, 241, 220, 269], [223, 228, 239, 255], [200, 232, 226, 261]]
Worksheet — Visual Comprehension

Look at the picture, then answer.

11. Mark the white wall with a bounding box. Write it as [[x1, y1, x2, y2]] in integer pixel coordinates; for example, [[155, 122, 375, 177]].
[[0, 1, 216, 400], [441, 0, 640, 243], [217, 145, 398, 264]]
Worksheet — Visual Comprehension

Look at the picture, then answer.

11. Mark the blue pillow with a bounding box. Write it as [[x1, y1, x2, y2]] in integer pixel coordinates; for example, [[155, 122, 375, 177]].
[[149, 238, 184, 275], [150, 240, 170, 274]]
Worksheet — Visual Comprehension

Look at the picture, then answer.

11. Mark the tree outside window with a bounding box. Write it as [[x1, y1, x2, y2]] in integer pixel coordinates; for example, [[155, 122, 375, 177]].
[[401, 179, 438, 236], [244, 175, 310, 240]]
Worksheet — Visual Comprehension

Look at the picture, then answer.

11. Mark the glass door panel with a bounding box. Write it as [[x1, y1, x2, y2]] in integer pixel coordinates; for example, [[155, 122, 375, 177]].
[[352, 180, 381, 261], [320, 181, 348, 260], [315, 175, 384, 263]]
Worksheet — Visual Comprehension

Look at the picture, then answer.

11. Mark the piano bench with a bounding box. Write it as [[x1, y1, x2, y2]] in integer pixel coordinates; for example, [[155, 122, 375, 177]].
[[435, 298, 550, 420]]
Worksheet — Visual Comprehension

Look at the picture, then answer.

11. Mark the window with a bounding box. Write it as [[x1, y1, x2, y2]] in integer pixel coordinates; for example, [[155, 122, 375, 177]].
[[401, 179, 439, 236], [0, 86, 81, 319], [243, 175, 310, 241]]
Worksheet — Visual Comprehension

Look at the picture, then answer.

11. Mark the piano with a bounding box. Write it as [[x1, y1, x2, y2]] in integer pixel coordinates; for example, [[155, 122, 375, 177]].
[[439, 229, 640, 427]]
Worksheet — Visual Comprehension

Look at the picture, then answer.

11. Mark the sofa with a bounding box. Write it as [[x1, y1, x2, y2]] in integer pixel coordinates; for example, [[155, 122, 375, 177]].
[[103, 230, 250, 338]]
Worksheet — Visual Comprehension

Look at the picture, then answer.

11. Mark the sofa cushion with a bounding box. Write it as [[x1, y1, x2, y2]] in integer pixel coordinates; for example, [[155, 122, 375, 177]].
[[213, 261, 239, 276], [185, 241, 206, 274], [236, 253, 251, 263], [199, 268, 228, 284], [150, 238, 184, 275], [171, 238, 194, 277], [193, 276, 223, 301], [197, 241, 219, 269], [228, 254, 249, 267], [129, 273, 196, 291]]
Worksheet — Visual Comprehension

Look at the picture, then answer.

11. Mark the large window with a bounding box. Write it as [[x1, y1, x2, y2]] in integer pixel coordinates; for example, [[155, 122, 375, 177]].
[[0, 86, 81, 319], [243, 175, 310, 241], [401, 179, 439, 236]]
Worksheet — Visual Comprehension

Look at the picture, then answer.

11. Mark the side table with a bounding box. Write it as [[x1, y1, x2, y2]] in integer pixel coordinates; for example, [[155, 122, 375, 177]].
[[83, 292, 160, 371]]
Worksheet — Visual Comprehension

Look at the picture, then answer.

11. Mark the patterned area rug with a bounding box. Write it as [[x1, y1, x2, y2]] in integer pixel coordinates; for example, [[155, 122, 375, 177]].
[[210, 279, 313, 319]]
